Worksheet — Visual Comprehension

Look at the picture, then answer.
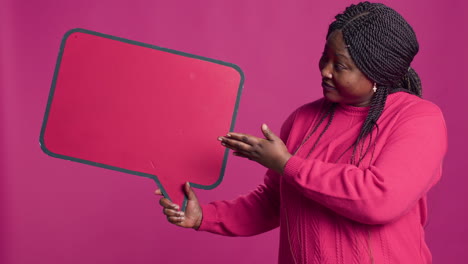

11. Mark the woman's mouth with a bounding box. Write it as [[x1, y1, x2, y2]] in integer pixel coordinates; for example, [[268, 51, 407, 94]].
[[322, 82, 336, 90]]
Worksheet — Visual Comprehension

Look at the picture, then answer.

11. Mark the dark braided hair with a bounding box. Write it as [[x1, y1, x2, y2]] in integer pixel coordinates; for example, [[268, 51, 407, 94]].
[[310, 2, 422, 166]]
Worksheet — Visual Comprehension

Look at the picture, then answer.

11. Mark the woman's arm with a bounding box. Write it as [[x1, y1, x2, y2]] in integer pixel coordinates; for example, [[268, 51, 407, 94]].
[[198, 168, 281, 236], [221, 101, 447, 225]]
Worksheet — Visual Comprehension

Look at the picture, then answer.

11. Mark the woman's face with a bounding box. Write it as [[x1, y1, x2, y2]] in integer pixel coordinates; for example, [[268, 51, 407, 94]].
[[319, 30, 374, 107]]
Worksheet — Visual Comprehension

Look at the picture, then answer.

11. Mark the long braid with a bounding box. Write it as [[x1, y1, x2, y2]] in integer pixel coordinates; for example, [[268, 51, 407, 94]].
[[400, 67, 422, 97], [351, 86, 388, 165], [307, 103, 337, 158]]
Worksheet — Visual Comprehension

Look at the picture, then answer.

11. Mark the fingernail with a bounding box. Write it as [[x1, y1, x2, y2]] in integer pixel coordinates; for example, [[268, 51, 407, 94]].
[[221, 143, 226, 146], [186, 182, 190, 187], [262, 124, 268, 130], [217, 137, 223, 141], [226, 134, 231, 137]]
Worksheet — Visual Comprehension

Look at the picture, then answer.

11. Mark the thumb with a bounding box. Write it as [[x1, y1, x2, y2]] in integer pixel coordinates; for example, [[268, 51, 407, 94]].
[[184, 182, 198, 201], [261, 124, 277, 141]]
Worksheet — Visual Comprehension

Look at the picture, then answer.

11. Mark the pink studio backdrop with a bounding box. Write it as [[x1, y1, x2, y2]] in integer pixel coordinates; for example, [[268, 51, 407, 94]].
[[1, 0, 466, 263]]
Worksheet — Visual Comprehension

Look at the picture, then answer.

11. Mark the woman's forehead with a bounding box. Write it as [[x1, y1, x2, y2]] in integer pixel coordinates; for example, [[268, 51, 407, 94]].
[[325, 31, 349, 54]]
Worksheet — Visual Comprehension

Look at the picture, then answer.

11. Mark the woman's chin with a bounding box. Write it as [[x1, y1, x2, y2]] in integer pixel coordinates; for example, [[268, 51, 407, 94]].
[[323, 89, 341, 103]]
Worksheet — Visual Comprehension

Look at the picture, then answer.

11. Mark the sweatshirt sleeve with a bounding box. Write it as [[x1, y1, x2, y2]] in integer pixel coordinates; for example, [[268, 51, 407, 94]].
[[197, 109, 298, 236], [282, 103, 448, 225]]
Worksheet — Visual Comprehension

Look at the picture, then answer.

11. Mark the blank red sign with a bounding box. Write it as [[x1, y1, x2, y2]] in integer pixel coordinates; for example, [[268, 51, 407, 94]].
[[40, 29, 243, 209]]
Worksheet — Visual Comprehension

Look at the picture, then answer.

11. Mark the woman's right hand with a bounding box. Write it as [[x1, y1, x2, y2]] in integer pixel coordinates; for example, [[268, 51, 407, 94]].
[[155, 182, 203, 229]]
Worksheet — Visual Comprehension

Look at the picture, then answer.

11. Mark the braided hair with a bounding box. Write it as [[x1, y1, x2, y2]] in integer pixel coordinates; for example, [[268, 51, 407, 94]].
[[312, 2, 422, 166]]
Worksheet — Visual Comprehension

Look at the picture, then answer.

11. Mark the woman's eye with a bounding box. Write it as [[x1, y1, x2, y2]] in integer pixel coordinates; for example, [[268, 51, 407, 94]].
[[334, 64, 346, 70]]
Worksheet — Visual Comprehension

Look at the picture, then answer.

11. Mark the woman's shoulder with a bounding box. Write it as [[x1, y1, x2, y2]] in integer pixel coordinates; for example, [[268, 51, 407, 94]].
[[386, 92, 444, 117], [387, 92, 442, 113]]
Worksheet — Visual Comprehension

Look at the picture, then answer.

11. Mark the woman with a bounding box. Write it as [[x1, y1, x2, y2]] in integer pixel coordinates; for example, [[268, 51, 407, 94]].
[[156, 2, 447, 263]]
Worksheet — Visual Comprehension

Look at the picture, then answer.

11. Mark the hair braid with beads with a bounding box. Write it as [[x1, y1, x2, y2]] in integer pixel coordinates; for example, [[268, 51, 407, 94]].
[[312, 2, 422, 166]]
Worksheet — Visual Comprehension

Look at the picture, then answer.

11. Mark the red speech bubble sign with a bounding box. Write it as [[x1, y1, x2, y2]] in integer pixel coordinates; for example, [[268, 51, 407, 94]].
[[40, 29, 243, 210]]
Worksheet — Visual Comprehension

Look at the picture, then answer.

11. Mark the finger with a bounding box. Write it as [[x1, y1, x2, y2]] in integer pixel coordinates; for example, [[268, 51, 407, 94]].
[[163, 208, 185, 217], [261, 124, 277, 141], [233, 151, 253, 160], [228, 133, 253, 145], [167, 215, 185, 224], [155, 189, 162, 195], [219, 137, 252, 152], [184, 182, 198, 201], [159, 198, 180, 210], [225, 133, 260, 146]]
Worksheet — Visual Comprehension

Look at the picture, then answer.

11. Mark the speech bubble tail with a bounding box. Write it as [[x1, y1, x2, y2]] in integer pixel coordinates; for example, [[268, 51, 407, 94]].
[[153, 177, 189, 212]]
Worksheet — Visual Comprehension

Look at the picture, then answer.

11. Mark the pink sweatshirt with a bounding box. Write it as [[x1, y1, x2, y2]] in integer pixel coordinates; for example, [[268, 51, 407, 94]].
[[198, 92, 447, 264]]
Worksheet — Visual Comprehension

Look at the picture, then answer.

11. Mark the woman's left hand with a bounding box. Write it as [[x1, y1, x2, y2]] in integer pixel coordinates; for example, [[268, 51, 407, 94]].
[[218, 124, 292, 174]]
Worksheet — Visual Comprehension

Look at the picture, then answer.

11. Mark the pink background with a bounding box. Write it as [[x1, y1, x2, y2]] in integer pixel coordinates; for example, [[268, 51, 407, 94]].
[[1, 0, 466, 263]]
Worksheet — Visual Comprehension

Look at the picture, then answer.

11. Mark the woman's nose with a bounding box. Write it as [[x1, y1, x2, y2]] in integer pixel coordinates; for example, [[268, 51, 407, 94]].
[[321, 66, 333, 80], [320, 60, 333, 80]]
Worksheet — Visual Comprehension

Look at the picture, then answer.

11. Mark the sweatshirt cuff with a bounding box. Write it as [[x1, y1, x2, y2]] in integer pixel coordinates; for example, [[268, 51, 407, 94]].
[[197, 203, 218, 231], [283, 155, 304, 183]]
